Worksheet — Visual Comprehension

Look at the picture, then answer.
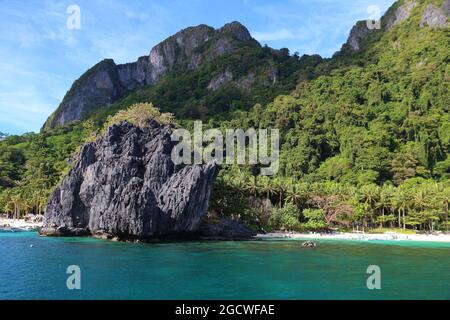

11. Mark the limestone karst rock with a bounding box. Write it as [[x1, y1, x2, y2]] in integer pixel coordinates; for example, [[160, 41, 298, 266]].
[[420, 2, 449, 28], [344, 21, 374, 52], [41, 120, 218, 239], [43, 22, 254, 130], [339, 0, 449, 54], [385, 0, 417, 30]]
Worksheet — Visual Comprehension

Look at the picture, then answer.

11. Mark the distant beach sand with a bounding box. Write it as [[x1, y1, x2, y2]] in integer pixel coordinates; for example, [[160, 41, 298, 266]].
[[256, 231, 450, 243], [0, 218, 43, 231]]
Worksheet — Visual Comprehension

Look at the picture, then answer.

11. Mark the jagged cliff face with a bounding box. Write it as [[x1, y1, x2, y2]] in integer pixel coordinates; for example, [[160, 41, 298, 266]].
[[41, 120, 218, 239], [342, 0, 449, 53], [43, 1, 449, 130], [385, 0, 417, 30], [344, 21, 374, 51], [420, 1, 449, 27], [45, 59, 127, 128], [43, 22, 254, 130]]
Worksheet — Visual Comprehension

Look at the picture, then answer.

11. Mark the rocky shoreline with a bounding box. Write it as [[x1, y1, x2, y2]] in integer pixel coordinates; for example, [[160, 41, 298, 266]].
[[39, 217, 257, 242], [1, 216, 257, 241]]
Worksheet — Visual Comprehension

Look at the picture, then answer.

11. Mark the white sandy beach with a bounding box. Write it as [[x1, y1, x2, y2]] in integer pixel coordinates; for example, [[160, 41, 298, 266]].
[[0, 218, 43, 231], [256, 231, 450, 243]]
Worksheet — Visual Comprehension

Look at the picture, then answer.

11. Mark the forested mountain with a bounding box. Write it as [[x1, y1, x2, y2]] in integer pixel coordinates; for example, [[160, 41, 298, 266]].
[[43, 21, 313, 131], [1, 0, 449, 232], [0, 132, 8, 141]]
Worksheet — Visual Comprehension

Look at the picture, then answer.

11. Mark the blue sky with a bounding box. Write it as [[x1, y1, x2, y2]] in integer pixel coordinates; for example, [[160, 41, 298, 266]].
[[0, 0, 395, 135]]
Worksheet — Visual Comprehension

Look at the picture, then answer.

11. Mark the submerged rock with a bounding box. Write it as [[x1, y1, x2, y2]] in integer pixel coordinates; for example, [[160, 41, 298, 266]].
[[40, 226, 89, 237], [302, 241, 317, 248], [41, 120, 218, 240]]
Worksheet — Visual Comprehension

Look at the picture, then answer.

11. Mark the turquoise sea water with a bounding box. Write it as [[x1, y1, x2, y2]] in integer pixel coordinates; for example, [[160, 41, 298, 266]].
[[0, 231, 449, 300]]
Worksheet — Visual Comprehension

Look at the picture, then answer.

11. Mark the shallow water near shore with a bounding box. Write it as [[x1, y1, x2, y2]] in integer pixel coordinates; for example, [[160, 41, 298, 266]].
[[0, 231, 449, 300]]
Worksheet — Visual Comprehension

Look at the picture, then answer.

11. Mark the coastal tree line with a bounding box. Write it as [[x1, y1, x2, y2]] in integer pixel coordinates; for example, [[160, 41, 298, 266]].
[[0, 122, 90, 218], [209, 20, 449, 233], [0, 188, 48, 219], [211, 168, 450, 233]]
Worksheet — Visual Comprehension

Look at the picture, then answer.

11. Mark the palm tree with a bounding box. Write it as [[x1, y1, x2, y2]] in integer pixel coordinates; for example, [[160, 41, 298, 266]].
[[229, 173, 247, 197], [378, 185, 394, 228], [442, 187, 450, 232], [412, 189, 428, 212], [273, 178, 287, 208], [433, 183, 449, 232], [245, 165, 261, 197], [393, 189, 408, 229], [412, 188, 432, 230], [358, 184, 380, 228], [359, 184, 380, 208], [285, 183, 307, 208], [38, 193, 48, 216], [0, 189, 13, 218], [422, 209, 440, 232], [11, 193, 21, 220], [245, 176, 259, 197], [31, 190, 43, 215], [259, 177, 277, 202]]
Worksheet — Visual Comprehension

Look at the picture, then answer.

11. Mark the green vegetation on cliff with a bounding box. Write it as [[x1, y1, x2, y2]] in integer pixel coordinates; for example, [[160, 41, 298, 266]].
[[1, 0, 449, 232], [210, 0, 449, 232]]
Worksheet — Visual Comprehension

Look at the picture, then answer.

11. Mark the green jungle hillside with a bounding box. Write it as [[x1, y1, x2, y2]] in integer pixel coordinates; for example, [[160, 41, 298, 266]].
[[1, 0, 449, 233]]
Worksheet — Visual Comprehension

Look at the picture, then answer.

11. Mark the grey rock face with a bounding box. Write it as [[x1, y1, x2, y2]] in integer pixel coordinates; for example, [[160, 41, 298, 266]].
[[444, 0, 450, 16], [344, 21, 374, 52], [218, 21, 253, 42], [43, 22, 254, 131], [339, 0, 447, 55], [42, 120, 218, 239], [46, 59, 127, 128], [207, 70, 233, 91], [386, 0, 417, 30], [149, 24, 215, 80], [420, 4, 449, 28], [237, 72, 256, 92]]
